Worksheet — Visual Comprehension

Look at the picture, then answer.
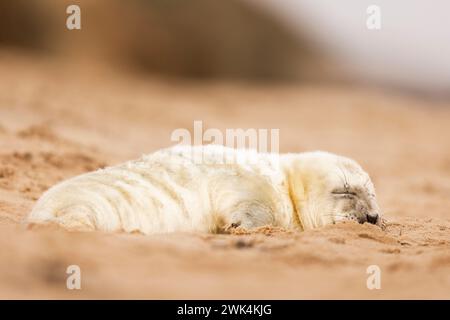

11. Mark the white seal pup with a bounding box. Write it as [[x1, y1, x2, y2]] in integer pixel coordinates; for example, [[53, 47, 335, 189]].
[[27, 145, 381, 234]]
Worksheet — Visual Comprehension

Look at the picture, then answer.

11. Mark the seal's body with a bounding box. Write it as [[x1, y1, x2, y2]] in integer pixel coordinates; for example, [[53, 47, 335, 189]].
[[27, 145, 381, 234]]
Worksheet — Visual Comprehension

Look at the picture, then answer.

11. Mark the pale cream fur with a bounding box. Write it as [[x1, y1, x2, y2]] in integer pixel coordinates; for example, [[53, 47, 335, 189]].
[[27, 145, 381, 234]]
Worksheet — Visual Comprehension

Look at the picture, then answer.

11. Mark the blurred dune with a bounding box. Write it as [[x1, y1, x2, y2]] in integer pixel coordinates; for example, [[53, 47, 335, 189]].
[[0, 0, 326, 80]]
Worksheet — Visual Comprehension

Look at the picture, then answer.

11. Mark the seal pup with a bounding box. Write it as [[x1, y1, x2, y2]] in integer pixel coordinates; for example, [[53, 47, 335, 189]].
[[27, 145, 381, 234]]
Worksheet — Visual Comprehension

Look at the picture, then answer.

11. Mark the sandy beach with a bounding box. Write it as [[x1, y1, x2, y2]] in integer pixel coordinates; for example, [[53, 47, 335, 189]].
[[0, 54, 449, 299]]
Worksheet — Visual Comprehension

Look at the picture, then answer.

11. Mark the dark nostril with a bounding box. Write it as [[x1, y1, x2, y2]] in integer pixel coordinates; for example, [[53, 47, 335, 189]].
[[366, 213, 379, 224]]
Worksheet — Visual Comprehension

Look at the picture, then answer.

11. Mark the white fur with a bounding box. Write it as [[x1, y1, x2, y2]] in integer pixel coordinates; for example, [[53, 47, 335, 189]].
[[27, 145, 381, 234]]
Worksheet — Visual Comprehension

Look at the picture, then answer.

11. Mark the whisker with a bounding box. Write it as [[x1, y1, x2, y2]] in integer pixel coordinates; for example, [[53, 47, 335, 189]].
[[335, 170, 346, 186], [364, 176, 370, 188], [338, 164, 350, 190]]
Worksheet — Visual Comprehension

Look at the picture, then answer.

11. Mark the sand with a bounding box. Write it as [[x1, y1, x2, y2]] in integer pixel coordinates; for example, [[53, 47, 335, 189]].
[[0, 53, 449, 299]]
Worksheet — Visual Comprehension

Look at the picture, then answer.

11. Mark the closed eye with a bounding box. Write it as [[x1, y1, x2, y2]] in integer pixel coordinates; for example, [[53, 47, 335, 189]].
[[332, 190, 357, 196]]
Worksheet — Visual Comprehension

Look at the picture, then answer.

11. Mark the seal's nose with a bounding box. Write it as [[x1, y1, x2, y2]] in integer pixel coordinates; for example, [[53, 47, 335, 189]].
[[366, 213, 379, 225]]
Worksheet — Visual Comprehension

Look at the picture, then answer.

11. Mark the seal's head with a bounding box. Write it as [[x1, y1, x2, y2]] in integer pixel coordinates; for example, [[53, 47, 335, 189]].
[[285, 151, 381, 230]]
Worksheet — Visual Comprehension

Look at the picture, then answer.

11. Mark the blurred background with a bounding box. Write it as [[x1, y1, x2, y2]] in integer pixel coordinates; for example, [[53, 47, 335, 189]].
[[1, 0, 450, 300], [0, 0, 448, 96]]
